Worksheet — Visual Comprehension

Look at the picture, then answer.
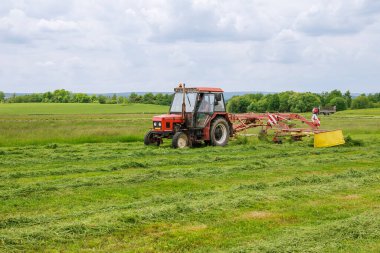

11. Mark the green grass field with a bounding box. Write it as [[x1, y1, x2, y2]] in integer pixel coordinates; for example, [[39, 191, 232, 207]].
[[0, 103, 168, 146], [0, 104, 379, 252], [0, 103, 168, 115]]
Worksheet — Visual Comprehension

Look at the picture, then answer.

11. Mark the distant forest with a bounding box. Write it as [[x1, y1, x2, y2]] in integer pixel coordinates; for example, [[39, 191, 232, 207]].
[[0, 89, 379, 112], [227, 90, 380, 113], [0, 90, 173, 106]]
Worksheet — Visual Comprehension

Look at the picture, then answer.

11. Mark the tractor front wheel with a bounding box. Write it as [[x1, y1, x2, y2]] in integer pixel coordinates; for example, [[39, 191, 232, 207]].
[[172, 132, 189, 149], [210, 117, 229, 146], [144, 131, 160, 146]]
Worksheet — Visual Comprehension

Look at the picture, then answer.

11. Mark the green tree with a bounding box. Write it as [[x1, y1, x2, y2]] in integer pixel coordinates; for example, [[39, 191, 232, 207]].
[[351, 95, 370, 109], [117, 96, 127, 104], [7, 93, 43, 103], [367, 93, 380, 108], [143, 93, 155, 104], [91, 95, 98, 103], [256, 98, 269, 112], [329, 97, 347, 111], [97, 95, 107, 104], [288, 94, 304, 113], [128, 92, 140, 103], [73, 93, 91, 103], [42, 91, 53, 102], [29, 93, 43, 102], [226, 96, 240, 113], [0, 91, 5, 102], [52, 89, 71, 103], [319, 92, 329, 106], [109, 94, 117, 104], [155, 93, 164, 105], [344, 90, 352, 108], [289, 93, 320, 113], [166, 94, 174, 105], [236, 96, 251, 113], [247, 101, 257, 112], [266, 94, 280, 112], [227, 96, 251, 113], [325, 89, 343, 105], [246, 93, 263, 101], [368, 93, 380, 103], [278, 91, 294, 112]]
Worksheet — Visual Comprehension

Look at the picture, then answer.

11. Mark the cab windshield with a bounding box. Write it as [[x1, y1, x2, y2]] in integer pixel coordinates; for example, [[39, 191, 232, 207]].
[[170, 92, 197, 113]]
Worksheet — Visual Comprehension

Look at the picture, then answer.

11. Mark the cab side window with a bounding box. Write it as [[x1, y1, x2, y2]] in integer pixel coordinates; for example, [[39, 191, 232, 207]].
[[214, 93, 225, 112], [198, 94, 214, 113]]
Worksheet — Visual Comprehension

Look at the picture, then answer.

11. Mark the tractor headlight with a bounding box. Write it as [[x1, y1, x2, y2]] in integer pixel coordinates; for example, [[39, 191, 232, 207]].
[[153, 121, 161, 128]]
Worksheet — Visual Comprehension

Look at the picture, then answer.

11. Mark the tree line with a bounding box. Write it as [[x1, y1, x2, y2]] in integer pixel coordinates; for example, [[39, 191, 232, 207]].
[[0, 89, 379, 112], [226, 90, 380, 113], [0, 90, 173, 106]]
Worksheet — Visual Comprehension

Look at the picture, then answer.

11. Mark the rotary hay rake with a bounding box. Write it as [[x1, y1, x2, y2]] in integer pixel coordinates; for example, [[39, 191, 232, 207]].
[[229, 112, 345, 147]]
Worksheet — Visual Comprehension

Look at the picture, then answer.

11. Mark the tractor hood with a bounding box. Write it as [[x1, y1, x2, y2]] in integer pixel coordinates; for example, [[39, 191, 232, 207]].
[[153, 114, 183, 121]]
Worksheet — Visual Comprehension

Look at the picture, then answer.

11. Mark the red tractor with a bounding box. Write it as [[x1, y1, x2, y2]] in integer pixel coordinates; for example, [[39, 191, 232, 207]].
[[145, 84, 344, 148], [144, 84, 233, 148]]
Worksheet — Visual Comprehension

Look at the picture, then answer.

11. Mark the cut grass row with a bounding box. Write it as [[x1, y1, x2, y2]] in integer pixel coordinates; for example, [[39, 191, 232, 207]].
[[0, 105, 379, 146], [0, 140, 379, 252]]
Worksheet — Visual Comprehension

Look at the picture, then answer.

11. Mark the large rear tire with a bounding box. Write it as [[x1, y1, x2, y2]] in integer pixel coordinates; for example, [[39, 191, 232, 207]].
[[172, 132, 189, 149], [210, 117, 229, 146]]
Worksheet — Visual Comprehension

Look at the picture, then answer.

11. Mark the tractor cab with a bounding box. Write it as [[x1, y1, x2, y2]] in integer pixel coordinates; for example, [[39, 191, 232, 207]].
[[169, 87, 226, 128], [145, 84, 232, 148]]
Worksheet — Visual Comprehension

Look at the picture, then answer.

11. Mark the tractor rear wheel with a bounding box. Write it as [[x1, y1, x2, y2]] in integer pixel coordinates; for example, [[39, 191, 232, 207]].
[[210, 117, 229, 146], [172, 132, 189, 149]]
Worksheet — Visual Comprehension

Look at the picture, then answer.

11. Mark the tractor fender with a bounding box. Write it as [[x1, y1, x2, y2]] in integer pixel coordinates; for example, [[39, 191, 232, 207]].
[[202, 113, 233, 140]]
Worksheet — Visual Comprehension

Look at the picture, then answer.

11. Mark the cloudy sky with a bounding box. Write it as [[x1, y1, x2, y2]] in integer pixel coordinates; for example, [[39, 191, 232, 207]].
[[0, 0, 379, 93]]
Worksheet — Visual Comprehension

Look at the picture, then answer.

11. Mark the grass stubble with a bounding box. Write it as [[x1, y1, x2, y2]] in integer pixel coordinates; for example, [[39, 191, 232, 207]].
[[0, 105, 379, 252]]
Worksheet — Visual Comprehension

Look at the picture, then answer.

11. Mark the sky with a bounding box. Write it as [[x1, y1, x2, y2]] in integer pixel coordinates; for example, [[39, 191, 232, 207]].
[[0, 0, 379, 93]]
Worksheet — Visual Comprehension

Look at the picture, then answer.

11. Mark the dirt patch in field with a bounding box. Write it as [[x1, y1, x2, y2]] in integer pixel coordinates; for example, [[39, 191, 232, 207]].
[[339, 194, 361, 200], [241, 211, 275, 220], [146, 223, 207, 236], [182, 224, 208, 232]]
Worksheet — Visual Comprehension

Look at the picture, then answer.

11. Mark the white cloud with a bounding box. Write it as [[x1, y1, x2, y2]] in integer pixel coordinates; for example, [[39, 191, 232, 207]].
[[37, 19, 78, 32], [0, 8, 80, 44], [294, 0, 380, 36], [0, 0, 379, 93], [36, 60, 55, 67]]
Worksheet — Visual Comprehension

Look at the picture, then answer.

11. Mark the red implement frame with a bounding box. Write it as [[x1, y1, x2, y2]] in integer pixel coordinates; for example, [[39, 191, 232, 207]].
[[228, 112, 326, 142]]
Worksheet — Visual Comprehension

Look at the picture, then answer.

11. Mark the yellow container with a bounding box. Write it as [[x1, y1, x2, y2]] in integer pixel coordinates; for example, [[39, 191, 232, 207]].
[[314, 130, 345, 148]]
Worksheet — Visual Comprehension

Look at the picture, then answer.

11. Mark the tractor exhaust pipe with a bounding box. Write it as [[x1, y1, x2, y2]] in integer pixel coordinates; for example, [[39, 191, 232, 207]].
[[180, 83, 186, 120]]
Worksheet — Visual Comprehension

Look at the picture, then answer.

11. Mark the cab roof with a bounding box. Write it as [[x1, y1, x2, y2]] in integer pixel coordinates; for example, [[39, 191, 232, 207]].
[[174, 87, 224, 93], [196, 87, 224, 92]]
